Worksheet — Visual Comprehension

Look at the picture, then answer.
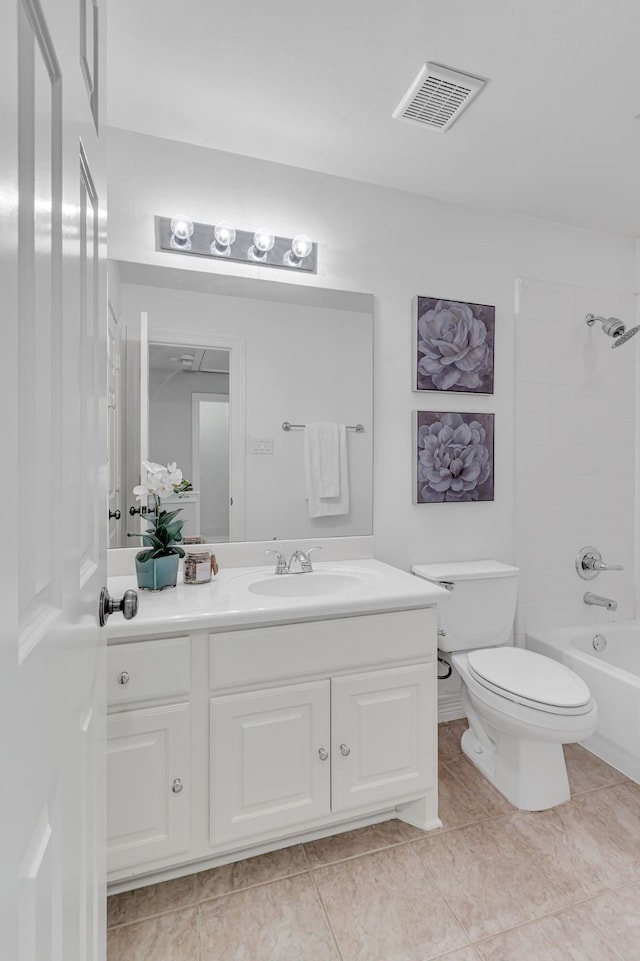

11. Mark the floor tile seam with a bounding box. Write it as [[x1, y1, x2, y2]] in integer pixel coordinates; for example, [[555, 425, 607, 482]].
[[107, 867, 315, 927], [465, 903, 628, 960], [407, 856, 475, 951], [307, 864, 345, 961], [413, 836, 571, 943], [427, 810, 511, 838], [106, 900, 201, 931], [569, 776, 629, 799], [409, 810, 514, 849], [194, 867, 313, 906], [559, 873, 640, 909], [306, 837, 413, 871], [438, 759, 512, 820]]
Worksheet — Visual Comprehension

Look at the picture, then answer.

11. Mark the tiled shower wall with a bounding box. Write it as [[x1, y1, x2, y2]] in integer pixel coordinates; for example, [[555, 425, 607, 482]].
[[514, 277, 637, 641]]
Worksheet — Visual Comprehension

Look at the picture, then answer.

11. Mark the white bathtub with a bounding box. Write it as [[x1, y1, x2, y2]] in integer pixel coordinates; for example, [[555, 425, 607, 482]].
[[527, 623, 640, 783]]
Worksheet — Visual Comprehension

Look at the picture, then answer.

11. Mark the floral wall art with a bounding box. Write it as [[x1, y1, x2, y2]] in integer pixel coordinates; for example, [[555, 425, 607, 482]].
[[414, 296, 495, 393], [415, 411, 494, 504]]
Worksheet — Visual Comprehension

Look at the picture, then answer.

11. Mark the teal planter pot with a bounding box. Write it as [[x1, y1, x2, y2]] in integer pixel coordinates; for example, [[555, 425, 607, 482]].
[[135, 554, 180, 591]]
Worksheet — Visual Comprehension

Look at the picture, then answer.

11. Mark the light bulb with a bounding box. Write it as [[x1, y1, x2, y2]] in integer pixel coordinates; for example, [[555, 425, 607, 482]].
[[291, 234, 312, 259], [210, 221, 236, 256], [248, 227, 275, 261], [284, 233, 313, 267], [170, 215, 194, 250], [254, 228, 275, 253]]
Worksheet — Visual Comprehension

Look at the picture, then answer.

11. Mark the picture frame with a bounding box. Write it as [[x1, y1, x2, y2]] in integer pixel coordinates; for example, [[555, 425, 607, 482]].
[[414, 296, 495, 394], [414, 411, 495, 504]]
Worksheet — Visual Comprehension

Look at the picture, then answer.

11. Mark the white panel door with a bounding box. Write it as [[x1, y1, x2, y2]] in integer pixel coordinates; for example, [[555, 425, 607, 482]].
[[107, 704, 190, 874], [331, 665, 435, 813], [1, 0, 108, 958], [211, 681, 331, 845]]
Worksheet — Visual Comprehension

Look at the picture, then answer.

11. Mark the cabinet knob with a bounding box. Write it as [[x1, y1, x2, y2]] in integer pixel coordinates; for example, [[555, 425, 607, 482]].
[[340, 743, 351, 757], [318, 748, 329, 761], [117, 671, 130, 686], [171, 778, 184, 794]]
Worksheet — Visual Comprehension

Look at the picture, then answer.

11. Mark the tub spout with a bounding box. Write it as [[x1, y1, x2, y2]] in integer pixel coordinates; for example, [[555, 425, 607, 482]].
[[584, 592, 618, 612]]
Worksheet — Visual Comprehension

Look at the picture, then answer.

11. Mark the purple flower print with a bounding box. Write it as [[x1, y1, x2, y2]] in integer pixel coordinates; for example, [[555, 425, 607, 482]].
[[416, 298, 494, 393], [417, 412, 493, 503]]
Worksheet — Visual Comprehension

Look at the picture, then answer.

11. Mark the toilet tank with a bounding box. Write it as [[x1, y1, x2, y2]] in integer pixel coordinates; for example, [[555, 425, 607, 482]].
[[412, 560, 518, 653]]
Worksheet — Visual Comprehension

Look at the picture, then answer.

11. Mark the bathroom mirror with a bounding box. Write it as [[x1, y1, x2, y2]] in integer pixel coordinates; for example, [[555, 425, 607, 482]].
[[109, 261, 374, 547]]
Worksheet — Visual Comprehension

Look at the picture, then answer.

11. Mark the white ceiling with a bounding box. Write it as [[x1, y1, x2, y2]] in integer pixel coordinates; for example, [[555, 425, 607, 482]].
[[107, 0, 640, 237]]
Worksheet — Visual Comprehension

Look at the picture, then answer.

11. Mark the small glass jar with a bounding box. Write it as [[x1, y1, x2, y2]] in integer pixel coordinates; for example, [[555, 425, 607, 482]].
[[184, 550, 212, 585]]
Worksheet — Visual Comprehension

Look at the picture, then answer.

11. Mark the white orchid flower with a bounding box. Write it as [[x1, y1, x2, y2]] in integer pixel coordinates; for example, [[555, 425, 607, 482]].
[[132, 484, 152, 501], [134, 460, 185, 500], [167, 463, 183, 487]]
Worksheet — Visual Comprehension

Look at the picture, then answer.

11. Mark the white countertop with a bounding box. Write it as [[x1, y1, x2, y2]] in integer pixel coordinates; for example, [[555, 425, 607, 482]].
[[106, 559, 446, 640]]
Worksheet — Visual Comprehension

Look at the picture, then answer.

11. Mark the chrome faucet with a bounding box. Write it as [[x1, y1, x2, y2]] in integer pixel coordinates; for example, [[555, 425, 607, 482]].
[[264, 547, 323, 574], [584, 592, 618, 612], [264, 549, 288, 574], [287, 547, 322, 574]]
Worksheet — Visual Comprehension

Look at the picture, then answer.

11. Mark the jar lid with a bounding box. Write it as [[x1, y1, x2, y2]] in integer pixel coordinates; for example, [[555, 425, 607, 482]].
[[186, 550, 210, 558]]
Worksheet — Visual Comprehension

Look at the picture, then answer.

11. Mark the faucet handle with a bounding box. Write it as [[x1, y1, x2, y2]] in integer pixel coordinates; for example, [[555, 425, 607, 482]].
[[576, 546, 624, 580], [264, 549, 288, 574], [302, 546, 322, 572]]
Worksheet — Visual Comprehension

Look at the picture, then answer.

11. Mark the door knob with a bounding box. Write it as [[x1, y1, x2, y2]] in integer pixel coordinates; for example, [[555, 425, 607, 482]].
[[99, 587, 139, 627], [129, 505, 148, 516], [109, 509, 121, 520]]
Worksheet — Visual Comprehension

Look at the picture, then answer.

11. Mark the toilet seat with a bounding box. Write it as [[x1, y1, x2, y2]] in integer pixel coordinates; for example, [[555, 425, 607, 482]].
[[466, 648, 593, 716]]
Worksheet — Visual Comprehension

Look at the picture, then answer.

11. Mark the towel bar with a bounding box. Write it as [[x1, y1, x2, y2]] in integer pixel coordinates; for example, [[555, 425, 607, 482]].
[[281, 421, 365, 432]]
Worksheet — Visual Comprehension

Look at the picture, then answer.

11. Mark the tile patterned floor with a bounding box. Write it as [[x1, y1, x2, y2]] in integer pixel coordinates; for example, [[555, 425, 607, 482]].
[[107, 720, 638, 961]]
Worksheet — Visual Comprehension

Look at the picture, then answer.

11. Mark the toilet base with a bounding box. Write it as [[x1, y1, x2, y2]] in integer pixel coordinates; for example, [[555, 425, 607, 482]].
[[461, 726, 571, 811]]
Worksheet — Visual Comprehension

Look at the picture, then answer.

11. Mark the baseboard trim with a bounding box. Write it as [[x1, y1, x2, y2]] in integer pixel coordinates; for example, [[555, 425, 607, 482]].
[[438, 692, 465, 723]]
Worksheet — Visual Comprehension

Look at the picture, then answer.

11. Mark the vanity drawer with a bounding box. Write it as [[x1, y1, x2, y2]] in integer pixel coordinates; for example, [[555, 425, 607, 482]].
[[210, 608, 436, 689], [107, 636, 191, 706]]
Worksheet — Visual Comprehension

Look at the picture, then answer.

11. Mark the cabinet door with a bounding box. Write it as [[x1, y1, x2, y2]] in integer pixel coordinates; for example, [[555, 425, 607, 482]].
[[331, 664, 435, 813], [211, 680, 330, 845], [107, 703, 190, 873]]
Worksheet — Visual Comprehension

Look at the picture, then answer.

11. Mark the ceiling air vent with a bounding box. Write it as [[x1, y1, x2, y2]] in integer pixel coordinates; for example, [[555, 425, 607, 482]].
[[392, 62, 486, 132]]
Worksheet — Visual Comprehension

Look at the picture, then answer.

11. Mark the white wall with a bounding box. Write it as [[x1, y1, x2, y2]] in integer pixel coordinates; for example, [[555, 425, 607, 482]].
[[108, 129, 636, 575], [514, 278, 637, 638]]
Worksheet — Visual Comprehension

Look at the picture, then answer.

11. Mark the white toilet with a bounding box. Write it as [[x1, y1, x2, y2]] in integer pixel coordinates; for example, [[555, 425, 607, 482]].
[[412, 560, 598, 811]]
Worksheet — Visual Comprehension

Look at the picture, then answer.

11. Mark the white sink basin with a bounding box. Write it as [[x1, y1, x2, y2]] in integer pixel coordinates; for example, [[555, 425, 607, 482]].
[[247, 572, 366, 597]]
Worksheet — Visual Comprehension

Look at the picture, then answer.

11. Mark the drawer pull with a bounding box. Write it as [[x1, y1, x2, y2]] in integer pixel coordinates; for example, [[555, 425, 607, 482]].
[[340, 743, 351, 757], [171, 778, 184, 794], [117, 671, 130, 686], [318, 748, 329, 761]]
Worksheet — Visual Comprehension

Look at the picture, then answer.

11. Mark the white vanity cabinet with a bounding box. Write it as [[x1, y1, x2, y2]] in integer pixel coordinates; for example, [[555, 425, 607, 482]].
[[211, 680, 332, 844], [106, 636, 191, 872], [210, 663, 434, 845], [106, 604, 440, 887]]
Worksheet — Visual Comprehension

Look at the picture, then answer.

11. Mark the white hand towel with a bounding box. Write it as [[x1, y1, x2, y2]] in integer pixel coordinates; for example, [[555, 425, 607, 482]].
[[304, 423, 350, 518]]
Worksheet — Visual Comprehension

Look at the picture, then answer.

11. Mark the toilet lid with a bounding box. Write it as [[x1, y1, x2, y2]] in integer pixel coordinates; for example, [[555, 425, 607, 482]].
[[467, 648, 592, 711]]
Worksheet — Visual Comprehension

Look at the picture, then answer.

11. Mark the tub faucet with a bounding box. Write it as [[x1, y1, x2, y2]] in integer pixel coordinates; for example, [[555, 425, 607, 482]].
[[584, 591, 618, 612]]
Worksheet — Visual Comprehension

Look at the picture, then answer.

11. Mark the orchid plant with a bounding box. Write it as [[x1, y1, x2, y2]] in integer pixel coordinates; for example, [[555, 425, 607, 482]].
[[130, 461, 187, 562]]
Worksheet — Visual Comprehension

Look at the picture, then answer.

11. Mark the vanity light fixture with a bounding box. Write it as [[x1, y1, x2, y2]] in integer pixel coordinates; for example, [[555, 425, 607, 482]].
[[157, 215, 317, 273], [248, 227, 275, 261], [210, 221, 236, 257], [169, 215, 194, 250], [283, 233, 313, 267]]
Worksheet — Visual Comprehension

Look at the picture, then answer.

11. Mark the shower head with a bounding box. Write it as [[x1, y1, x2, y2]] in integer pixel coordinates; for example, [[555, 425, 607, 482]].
[[612, 324, 640, 348], [586, 313, 639, 348]]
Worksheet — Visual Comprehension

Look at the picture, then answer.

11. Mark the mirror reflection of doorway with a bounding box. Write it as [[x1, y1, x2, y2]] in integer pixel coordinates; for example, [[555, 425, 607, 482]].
[[193, 393, 230, 541], [148, 344, 231, 540]]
